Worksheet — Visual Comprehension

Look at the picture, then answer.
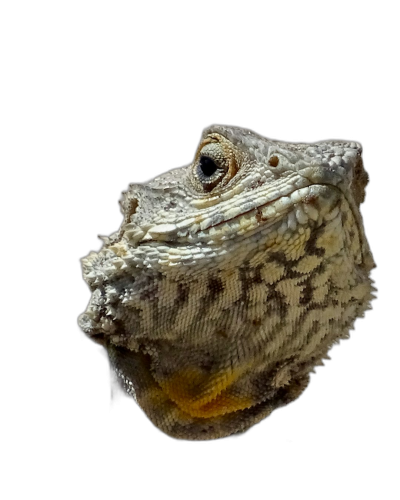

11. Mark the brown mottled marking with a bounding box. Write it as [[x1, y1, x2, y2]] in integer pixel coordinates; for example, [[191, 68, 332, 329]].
[[207, 275, 225, 296], [303, 193, 319, 205]]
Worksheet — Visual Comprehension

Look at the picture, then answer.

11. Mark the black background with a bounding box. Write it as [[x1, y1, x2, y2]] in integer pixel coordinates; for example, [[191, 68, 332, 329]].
[[42, 46, 396, 484]]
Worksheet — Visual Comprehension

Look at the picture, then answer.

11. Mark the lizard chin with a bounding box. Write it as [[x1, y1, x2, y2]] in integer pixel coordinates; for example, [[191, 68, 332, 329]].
[[106, 343, 312, 439]]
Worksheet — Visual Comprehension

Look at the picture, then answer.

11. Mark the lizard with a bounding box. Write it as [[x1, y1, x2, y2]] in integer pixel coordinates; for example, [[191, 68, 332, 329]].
[[78, 124, 375, 440]]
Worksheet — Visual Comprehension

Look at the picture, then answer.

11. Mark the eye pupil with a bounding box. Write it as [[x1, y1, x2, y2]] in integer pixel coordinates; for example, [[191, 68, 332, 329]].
[[199, 156, 218, 177]]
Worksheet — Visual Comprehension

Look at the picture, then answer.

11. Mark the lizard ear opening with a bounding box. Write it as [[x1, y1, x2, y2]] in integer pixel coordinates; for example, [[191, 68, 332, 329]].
[[268, 155, 280, 167]]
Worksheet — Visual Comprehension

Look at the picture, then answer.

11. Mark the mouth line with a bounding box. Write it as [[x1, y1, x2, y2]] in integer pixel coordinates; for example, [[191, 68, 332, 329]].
[[204, 181, 349, 234], [136, 182, 344, 247], [203, 184, 313, 232]]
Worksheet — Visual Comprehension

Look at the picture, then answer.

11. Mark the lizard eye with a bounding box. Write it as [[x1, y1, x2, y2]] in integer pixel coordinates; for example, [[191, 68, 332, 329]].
[[196, 154, 227, 192], [192, 135, 239, 193], [194, 143, 230, 192], [199, 156, 218, 177]]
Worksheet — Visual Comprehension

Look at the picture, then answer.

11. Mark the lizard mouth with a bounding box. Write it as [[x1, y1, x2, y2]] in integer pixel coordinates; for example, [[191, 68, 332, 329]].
[[193, 183, 341, 242], [141, 183, 323, 243], [122, 183, 346, 277]]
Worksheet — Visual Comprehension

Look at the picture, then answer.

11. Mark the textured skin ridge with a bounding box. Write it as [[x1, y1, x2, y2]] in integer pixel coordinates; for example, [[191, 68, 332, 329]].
[[79, 125, 375, 440]]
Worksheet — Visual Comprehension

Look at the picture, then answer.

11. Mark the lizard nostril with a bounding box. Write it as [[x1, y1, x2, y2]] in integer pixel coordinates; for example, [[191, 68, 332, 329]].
[[268, 156, 279, 167]]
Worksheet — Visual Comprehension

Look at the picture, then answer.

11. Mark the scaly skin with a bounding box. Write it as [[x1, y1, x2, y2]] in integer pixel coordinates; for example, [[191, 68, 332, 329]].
[[79, 125, 375, 440]]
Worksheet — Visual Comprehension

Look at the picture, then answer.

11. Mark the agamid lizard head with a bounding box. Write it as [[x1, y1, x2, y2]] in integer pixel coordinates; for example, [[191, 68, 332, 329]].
[[79, 125, 375, 440]]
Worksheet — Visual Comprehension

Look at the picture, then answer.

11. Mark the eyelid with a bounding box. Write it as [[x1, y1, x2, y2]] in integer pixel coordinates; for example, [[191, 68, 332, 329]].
[[198, 144, 227, 168]]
